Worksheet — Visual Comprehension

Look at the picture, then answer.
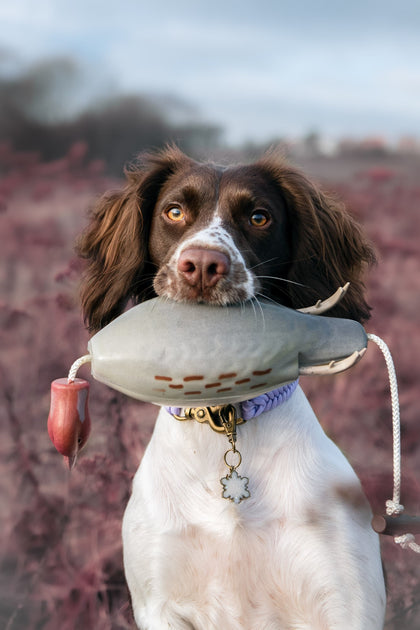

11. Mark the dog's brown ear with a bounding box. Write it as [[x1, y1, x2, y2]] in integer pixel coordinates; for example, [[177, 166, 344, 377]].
[[258, 151, 376, 322], [76, 145, 193, 332]]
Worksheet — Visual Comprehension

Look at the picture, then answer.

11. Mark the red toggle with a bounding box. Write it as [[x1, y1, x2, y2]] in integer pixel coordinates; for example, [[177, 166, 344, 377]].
[[48, 378, 91, 469]]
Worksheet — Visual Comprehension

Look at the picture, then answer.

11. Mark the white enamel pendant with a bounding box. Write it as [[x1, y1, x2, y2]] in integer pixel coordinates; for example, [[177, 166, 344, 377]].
[[221, 469, 250, 504]]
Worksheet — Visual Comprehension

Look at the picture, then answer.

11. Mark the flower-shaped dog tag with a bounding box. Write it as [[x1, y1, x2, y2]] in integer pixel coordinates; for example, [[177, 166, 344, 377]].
[[221, 469, 250, 504]]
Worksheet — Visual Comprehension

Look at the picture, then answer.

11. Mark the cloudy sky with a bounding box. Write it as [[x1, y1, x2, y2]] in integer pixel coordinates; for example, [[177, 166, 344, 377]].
[[1, 0, 420, 144]]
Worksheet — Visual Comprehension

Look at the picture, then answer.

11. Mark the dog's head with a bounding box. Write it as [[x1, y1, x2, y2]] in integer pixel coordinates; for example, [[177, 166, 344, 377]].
[[77, 145, 375, 332]]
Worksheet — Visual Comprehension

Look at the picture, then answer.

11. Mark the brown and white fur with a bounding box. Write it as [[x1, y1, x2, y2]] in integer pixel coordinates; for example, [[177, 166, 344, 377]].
[[77, 146, 386, 629]]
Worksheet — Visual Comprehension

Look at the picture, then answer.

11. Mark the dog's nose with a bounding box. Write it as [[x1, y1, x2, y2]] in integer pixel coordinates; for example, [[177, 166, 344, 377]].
[[177, 248, 231, 288]]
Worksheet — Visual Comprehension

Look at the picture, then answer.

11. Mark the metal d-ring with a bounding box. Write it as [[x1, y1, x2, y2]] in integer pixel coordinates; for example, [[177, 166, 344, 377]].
[[224, 448, 242, 471]]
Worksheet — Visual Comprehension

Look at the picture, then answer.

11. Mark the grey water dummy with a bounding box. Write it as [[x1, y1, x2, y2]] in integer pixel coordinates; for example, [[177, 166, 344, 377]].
[[86, 296, 367, 406]]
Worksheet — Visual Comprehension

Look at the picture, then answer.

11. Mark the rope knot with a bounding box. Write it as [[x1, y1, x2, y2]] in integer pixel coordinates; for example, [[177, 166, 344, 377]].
[[386, 499, 404, 517]]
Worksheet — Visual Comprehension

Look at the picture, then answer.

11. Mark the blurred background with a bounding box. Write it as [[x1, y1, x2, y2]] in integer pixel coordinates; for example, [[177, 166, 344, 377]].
[[1, 1, 419, 628]]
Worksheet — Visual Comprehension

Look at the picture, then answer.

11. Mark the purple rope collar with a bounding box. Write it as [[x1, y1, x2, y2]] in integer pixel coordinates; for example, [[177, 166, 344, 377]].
[[166, 379, 299, 421]]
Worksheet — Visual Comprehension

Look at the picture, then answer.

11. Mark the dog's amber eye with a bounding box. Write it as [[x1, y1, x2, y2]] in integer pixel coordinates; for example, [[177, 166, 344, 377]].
[[166, 207, 185, 222], [250, 211, 270, 227]]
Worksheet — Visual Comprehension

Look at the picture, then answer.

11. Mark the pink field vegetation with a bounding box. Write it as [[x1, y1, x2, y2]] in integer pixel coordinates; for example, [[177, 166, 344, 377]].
[[1, 145, 419, 629]]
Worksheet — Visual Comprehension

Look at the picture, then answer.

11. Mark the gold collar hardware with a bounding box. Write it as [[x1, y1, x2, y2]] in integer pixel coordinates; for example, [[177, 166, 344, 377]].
[[172, 404, 246, 434], [172, 404, 250, 504]]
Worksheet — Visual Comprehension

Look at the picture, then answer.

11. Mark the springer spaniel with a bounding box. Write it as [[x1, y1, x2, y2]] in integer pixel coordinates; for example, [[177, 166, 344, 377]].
[[77, 146, 386, 629]]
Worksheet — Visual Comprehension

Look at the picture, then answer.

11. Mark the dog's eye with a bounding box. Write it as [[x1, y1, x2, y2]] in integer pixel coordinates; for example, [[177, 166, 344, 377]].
[[250, 210, 270, 228], [165, 207, 185, 222]]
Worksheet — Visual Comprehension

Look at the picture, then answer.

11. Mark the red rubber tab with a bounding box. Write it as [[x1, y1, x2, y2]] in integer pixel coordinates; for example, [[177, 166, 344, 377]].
[[48, 378, 91, 461]]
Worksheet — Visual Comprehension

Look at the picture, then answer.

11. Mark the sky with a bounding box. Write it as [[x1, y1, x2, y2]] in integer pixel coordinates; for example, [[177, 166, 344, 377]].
[[1, 0, 420, 145]]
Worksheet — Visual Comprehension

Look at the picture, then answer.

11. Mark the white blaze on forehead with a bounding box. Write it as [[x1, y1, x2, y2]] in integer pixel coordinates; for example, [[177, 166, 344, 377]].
[[211, 203, 223, 223], [174, 223, 238, 263]]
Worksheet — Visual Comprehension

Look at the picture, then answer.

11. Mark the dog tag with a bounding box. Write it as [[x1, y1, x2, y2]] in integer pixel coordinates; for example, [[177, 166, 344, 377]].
[[221, 469, 250, 504]]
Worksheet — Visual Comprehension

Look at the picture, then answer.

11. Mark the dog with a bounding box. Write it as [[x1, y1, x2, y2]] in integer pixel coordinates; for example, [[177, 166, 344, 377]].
[[77, 146, 386, 629]]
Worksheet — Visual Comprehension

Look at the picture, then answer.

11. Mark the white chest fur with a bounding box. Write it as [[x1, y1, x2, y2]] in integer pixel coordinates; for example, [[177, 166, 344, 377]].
[[122, 387, 385, 630]]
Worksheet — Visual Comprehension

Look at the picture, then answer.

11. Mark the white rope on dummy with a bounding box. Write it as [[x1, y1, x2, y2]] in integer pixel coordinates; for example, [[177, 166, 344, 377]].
[[394, 534, 420, 553], [367, 333, 420, 553], [67, 354, 92, 383], [367, 334, 402, 516]]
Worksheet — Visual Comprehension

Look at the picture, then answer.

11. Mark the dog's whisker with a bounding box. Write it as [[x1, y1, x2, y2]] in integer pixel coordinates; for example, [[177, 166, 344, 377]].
[[254, 292, 283, 307], [248, 296, 257, 323], [256, 275, 309, 289], [250, 296, 266, 331], [248, 257, 280, 271], [144, 259, 161, 269], [239, 299, 247, 315]]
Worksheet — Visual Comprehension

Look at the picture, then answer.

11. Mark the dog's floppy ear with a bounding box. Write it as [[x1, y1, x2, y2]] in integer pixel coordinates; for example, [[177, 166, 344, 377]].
[[76, 145, 193, 332], [258, 151, 376, 322]]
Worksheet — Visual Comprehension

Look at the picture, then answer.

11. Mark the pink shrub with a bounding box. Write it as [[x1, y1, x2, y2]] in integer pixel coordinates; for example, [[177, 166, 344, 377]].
[[1, 147, 419, 629], [362, 166, 398, 183]]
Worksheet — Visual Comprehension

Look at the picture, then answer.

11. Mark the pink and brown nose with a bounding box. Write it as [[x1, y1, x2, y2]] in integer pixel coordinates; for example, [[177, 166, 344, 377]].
[[177, 248, 230, 288]]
